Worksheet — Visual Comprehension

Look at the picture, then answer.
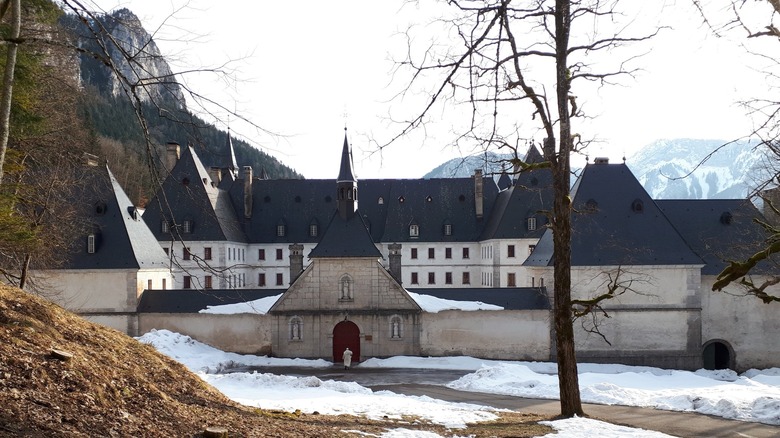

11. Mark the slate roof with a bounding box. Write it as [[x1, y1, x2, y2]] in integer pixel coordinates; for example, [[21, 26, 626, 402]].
[[407, 287, 550, 310], [525, 162, 703, 267], [137, 289, 284, 313], [481, 164, 553, 240], [337, 134, 356, 182], [143, 146, 245, 242], [308, 210, 382, 258], [62, 164, 169, 270], [658, 199, 774, 275]]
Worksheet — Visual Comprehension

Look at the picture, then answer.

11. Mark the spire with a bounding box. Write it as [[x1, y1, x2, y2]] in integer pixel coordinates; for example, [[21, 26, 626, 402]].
[[336, 130, 357, 219], [337, 130, 355, 182], [225, 127, 238, 177]]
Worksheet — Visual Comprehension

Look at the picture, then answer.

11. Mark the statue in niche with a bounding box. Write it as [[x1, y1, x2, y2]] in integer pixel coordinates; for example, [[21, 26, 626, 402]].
[[391, 319, 400, 338], [340, 276, 352, 300], [291, 320, 300, 340]]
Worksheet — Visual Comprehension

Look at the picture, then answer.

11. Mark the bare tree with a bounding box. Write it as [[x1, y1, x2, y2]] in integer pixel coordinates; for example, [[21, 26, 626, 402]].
[[387, 0, 657, 416]]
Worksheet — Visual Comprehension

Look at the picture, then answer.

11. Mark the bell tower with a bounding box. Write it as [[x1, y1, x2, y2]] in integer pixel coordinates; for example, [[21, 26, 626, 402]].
[[337, 131, 357, 220]]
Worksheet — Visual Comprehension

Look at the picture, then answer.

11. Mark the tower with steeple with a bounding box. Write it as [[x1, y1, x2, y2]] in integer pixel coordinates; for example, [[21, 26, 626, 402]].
[[337, 131, 357, 219]]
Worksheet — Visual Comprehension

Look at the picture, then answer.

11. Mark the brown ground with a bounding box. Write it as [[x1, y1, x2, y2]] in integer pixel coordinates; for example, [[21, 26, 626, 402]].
[[0, 284, 554, 437]]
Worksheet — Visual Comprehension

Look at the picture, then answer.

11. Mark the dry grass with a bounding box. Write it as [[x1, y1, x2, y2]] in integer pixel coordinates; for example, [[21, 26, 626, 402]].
[[0, 284, 555, 437]]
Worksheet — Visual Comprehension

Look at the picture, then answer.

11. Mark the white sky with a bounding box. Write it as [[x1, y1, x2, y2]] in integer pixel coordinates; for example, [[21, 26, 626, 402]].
[[139, 328, 780, 437], [85, 0, 773, 178]]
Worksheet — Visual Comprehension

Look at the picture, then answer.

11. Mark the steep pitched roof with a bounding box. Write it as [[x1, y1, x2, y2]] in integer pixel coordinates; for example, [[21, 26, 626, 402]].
[[337, 134, 356, 182], [481, 164, 553, 240], [497, 172, 512, 190], [308, 209, 382, 258], [526, 162, 703, 267], [142, 146, 246, 242], [658, 199, 774, 275], [215, 129, 238, 177], [62, 164, 169, 270]]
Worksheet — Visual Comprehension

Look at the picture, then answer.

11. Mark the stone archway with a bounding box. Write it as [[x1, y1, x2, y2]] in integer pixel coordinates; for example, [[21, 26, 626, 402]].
[[333, 320, 360, 363], [703, 340, 733, 370]]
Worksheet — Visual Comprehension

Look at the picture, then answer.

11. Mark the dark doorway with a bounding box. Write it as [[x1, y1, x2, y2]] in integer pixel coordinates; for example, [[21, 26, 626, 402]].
[[703, 341, 732, 370], [333, 320, 360, 363]]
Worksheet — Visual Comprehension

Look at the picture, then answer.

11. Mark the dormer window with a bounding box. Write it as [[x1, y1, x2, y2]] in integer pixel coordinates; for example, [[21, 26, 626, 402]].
[[378, 197, 384, 205], [94, 201, 107, 216], [277, 224, 286, 237], [720, 212, 733, 225], [127, 206, 139, 221], [87, 234, 96, 254], [399, 196, 405, 203], [309, 223, 318, 237], [409, 224, 419, 237], [161, 220, 170, 233], [631, 199, 644, 213], [182, 220, 193, 233], [527, 217, 537, 231], [443, 223, 452, 236]]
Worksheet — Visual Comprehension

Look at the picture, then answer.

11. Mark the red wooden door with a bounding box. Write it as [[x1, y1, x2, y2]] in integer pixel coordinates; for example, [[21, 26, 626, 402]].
[[333, 321, 360, 363]]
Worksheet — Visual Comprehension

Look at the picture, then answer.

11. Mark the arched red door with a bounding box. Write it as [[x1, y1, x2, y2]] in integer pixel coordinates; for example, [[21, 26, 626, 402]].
[[333, 320, 360, 363]]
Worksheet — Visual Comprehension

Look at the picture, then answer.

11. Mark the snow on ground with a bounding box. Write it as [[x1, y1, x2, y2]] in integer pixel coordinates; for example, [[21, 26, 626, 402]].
[[138, 330, 779, 436], [197, 292, 502, 315]]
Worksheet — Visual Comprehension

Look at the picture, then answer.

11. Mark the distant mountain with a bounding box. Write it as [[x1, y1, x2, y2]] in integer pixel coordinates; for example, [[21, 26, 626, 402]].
[[627, 139, 766, 199], [424, 139, 768, 200]]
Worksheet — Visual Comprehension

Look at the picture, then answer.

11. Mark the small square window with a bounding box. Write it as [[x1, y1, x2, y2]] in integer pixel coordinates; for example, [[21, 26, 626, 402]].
[[428, 248, 435, 259], [411, 272, 418, 285], [258, 273, 266, 287], [276, 273, 284, 286], [204, 247, 212, 260], [428, 272, 435, 285], [183, 276, 191, 289], [276, 248, 283, 260], [462, 272, 470, 285], [277, 224, 286, 237], [409, 224, 419, 237], [183, 220, 192, 233], [411, 248, 418, 259], [445, 248, 452, 259], [259, 249, 266, 260], [445, 272, 452, 285], [462, 247, 470, 259], [204, 275, 213, 289], [507, 245, 515, 258], [507, 272, 516, 287], [527, 217, 537, 231]]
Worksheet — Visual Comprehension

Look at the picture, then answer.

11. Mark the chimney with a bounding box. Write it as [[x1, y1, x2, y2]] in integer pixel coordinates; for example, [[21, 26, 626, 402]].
[[165, 142, 180, 173], [208, 167, 222, 186], [388, 243, 402, 284], [474, 169, 484, 219], [594, 157, 609, 164], [243, 166, 253, 219], [289, 243, 304, 283]]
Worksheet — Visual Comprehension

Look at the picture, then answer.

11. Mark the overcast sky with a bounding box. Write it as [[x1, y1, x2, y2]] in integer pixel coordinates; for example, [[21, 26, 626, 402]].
[[85, 0, 771, 179]]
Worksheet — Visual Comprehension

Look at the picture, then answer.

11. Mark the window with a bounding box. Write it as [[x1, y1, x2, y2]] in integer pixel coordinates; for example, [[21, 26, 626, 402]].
[[259, 249, 266, 260], [428, 272, 435, 285], [507, 273, 516, 287], [147, 279, 153, 290], [204, 275, 213, 289], [445, 247, 452, 259], [277, 224, 286, 237], [87, 234, 96, 254], [409, 224, 419, 237], [258, 273, 266, 286], [183, 276, 192, 289], [411, 272, 419, 285], [529, 244, 536, 254], [276, 248, 283, 260], [428, 248, 435, 259], [183, 247, 191, 260], [443, 223, 452, 236], [162, 279, 166, 290], [462, 272, 470, 285], [445, 272, 452, 285], [507, 245, 515, 258], [378, 197, 384, 205], [411, 248, 418, 259], [527, 217, 537, 231], [276, 273, 284, 285], [161, 220, 169, 233], [183, 220, 192, 233], [204, 247, 212, 260], [309, 224, 318, 237], [462, 247, 470, 259]]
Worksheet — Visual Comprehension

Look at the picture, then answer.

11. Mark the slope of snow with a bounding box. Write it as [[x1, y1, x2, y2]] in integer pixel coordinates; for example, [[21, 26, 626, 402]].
[[199, 294, 282, 314]]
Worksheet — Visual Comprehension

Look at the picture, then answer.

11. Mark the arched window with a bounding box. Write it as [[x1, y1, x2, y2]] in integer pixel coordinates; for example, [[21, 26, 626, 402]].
[[339, 274, 353, 301], [389, 315, 403, 339], [289, 316, 303, 341]]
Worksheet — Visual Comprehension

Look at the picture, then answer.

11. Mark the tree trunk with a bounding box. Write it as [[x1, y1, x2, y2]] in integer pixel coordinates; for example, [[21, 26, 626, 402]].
[[0, 0, 21, 185], [552, 0, 584, 417], [19, 253, 31, 290]]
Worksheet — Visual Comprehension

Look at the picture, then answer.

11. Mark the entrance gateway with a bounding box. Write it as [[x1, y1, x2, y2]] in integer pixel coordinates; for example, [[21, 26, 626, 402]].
[[333, 320, 360, 363]]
